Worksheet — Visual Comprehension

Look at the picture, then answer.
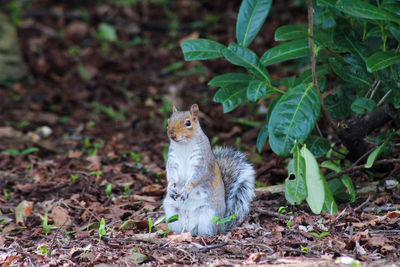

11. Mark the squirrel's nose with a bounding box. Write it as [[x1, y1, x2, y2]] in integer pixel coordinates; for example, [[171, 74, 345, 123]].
[[169, 130, 176, 139]]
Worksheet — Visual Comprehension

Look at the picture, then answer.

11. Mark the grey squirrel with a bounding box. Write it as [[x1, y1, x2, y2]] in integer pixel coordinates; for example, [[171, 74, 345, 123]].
[[163, 104, 255, 236]]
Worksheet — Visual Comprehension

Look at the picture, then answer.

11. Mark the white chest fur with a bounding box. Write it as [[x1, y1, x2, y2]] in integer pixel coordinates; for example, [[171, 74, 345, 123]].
[[168, 141, 198, 184]]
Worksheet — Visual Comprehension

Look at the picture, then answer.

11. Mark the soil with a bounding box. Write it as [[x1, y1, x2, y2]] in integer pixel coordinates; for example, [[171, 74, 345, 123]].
[[0, 0, 399, 266]]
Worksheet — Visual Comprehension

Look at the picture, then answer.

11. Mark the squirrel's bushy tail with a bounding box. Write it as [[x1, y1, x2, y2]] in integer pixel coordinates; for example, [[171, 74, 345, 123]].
[[214, 147, 255, 230]]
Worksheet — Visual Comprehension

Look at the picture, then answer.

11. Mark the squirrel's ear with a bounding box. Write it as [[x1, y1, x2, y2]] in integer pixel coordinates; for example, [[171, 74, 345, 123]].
[[172, 105, 178, 113], [190, 104, 199, 120]]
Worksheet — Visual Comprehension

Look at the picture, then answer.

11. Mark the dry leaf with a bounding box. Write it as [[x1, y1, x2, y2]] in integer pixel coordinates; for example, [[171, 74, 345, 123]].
[[178, 31, 200, 44], [49, 206, 72, 226], [367, 236, 386, 248], [15, 200, 34, 224], [167, 232, 192, 243], [131, 194, 158, 203]]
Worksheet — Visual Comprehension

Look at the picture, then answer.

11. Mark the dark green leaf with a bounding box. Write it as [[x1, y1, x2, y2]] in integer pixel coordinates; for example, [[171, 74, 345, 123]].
[[335, 0, 400, 23], [213, 83, 247, 113], [387, 24, 400, 42], [329, 58, 372, 87], [275, 24, 307, 41], [302, 146, 325, 214], [351, 97, 376, 114], [97, 23, 117, 42], [297, 65, 330, 85], [208, 73, 252, 87], [261, 39, 310, 67], [222, 43, 270, 82], [324, 93, 351, 118], [382, 0, 400, 16], [268, 84, 321, 157], [304, 135, 330, 158], [267, 96, 281, 122], [321, 177, 338, 214], [285, 142, 307, 205], [236, 0, 272, 47], [365, 133, 393, 168], [333, 26, 370, 61], [341, 175, 356, 203], [316, 0, 337, 8], [366, 51, 400, 72], [247, 80, 268, 102], [181, 39, 225, 61], [321, 160, 342, 172], [21, 147, 39, 155], [256, 124, 269, 153]]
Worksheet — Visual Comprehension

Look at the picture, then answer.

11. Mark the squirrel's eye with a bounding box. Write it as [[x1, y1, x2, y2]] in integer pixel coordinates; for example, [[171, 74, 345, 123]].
[[185, 120, 191, 127]]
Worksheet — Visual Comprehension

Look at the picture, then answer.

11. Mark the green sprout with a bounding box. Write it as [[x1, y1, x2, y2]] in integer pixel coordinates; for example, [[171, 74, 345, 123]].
[[106, 183, 113, 196], [211, 214, 238, 235], [42, 213, 54, 235], [98, 218, 107, 242]]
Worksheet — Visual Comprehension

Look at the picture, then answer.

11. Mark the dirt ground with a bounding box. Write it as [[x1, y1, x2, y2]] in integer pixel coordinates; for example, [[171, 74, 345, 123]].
[[0, 0, 399, 266]]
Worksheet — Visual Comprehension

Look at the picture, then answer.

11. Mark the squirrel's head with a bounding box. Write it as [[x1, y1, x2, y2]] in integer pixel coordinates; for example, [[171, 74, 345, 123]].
[[167, 104, 199, 143]]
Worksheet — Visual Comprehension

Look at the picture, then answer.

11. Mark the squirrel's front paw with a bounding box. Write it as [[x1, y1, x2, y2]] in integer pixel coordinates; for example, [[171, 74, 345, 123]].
[[176, 189, 188, 201], [168, 183, 178, 201]]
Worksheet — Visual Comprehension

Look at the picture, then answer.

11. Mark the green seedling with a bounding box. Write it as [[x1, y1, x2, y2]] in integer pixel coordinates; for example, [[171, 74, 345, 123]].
[[286, 219, 292, 227], [163, 144, 169, 163], [106, 183, 113, 196], [77, 64, 92, 80], [96, 22, 118, 52], [2, 147, 39, 156], [124, 185, 130, 196], [98, 218, 107, 242], [3, 189, 12, 201], [7, 120, 30, 128], [70, 173, 79, 181], [92, 102, 125, 121], [211, 136, 219, 146], [300, 245, 308, 254], [68, 45, 81, 58], [211, 214, 238, 235], [36, 244, 50, 256], [310, 231, 330, 242], [147, 216, 165, 239], [277, 206, 293, 219], [255, 181, 267, 188], [130, 152, 140, 162], [42, 213, 54, 235], [161, 214, 179, 236]]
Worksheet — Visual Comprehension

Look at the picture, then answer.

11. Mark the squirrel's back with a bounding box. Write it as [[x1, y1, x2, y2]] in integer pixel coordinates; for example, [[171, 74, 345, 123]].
[[214, 147, 255, 229]]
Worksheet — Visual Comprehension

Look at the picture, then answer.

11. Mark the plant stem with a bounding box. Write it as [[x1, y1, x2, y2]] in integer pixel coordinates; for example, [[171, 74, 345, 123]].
[[270, 85, 285, 94], [306, 0, 338, 132]]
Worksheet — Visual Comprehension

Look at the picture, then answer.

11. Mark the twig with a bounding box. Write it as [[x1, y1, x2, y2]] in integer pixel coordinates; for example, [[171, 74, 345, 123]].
[[326, 158, 400, 180], [370, 80, 381, 99], [362, 205, 400, 213], [369, 229, 400, 234], [349, 146, 376, 168], [377, 89, 392, 106], [48, 219, 68, 256], [71, 198, 101, 222], [353, 195, 371, 212], [256, 208, 293, 220], [307, 0, 338, 132], [191, 242, 228, 252]]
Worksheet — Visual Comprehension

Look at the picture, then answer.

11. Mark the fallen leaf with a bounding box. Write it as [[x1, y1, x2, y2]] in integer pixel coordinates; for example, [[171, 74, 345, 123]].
[[178, 31, 200, 44], [49, 206, 72, 226], [167, 232, 192, 243], [0, 126, 23, 138], [367, 236, 386, 248], [15, 200, 34, 224], [131, 194, 158, 203], [245, 252, 265, 264], [141, 184, 164, 196], [381, 244, 396, 253]]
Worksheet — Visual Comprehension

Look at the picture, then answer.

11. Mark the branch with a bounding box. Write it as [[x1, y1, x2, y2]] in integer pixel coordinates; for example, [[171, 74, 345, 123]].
[[307, 0, 338, 132], [326, 158, 400, 180]]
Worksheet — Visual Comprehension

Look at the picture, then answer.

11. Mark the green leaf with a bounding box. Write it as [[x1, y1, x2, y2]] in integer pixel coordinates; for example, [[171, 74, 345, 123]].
[[324, 93, 351, 119], [333, 26, 369, 61], [301, 146, 325, 214], [317, 0, 337, 8], [247, 79, 267, 102], [222, 43, 271, 82], [21, 147, 39, 155], [321, 160, 342, 173], [387, 24, 400, 42], [261, 38, 310, 67], [214, 83, 247, 113], [341, 175, 356, 203], [329, 58, 372, 88], [335, 0, 400, 23], [256, 124, 269, 153], [304, 135, 330, 158], [275, 24, 307, 41], [365, 134, 393, 168], [285, 141, 307, 205], [351, 97, 376, 114], [366, 51, 400, 72], [181, 39, 225, 61], [166, 214, 179, 223], [208, 73, 252, 87], [97, 23, 117, 42], [322, 177, 338, 214], [236, 0, 272, 47], [268, 84, 321, 157]]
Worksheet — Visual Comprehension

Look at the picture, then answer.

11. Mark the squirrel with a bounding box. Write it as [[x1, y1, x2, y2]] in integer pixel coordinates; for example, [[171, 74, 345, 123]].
[[163, 104, 255, 236]]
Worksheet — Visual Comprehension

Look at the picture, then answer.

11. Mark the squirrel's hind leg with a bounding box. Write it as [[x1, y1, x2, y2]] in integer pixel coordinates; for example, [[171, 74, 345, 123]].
[[163, 198, 184, 234], [191, 205, 219, 236]]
